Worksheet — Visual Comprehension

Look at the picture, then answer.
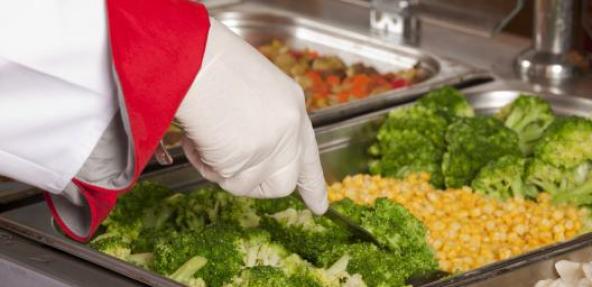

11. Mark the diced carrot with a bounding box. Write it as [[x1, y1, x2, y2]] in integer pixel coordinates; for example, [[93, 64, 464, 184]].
[[337, 91, 352, 103], [326, 75, 341, 86], [306, 71, 330, 94], [306, 71, 323, 84], [351, 74, 371, 86], [350, 74, 371, 98]]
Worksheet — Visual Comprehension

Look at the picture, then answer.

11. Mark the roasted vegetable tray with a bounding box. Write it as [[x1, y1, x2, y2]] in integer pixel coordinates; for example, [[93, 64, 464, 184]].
[[1, 90, 592, 287], [212, 9, 484, 125]]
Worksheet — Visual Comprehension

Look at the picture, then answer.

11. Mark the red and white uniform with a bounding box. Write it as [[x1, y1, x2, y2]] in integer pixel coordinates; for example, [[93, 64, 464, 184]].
[[0, 0, 328, 242]]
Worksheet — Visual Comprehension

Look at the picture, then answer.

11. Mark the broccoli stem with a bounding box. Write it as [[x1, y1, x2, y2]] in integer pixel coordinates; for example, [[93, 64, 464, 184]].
[[128, 252, 154, 268], [325, 255, 350, 277], [143, 193, 184, 230], [552, 180, 592, 206], [169, 256, 208, 282]]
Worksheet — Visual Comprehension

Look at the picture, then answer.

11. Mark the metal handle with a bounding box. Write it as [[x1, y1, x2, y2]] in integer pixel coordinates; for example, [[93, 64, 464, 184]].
[[154, 141, 174, 166], [370, 0, 420, 45], [534, 0, 574, 54]]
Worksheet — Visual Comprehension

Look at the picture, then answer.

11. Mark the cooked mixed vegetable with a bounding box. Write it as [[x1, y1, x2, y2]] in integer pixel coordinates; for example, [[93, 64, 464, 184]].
[[258, 40, 427, 111], [91, 183, 438, 287]]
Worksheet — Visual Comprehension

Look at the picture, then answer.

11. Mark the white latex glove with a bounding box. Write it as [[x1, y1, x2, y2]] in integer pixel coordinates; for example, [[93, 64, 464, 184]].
[[175, 18, 329, 214]]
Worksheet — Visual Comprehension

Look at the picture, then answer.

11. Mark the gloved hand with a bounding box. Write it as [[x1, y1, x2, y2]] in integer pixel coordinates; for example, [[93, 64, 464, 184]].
[[175, 19, 329, 214]]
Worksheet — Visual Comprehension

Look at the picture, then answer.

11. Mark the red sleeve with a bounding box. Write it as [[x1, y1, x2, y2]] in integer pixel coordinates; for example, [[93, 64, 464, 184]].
[[45, 0, 210, 242]]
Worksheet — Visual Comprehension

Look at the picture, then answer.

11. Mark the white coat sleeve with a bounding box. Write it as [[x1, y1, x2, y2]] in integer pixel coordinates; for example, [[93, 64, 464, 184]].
[[0, 1, 118, 194]]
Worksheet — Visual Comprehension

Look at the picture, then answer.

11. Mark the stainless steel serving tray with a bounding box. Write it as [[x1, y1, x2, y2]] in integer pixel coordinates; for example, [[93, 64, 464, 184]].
[[211, 9, 487, 126], [2, 90, 592, 287]]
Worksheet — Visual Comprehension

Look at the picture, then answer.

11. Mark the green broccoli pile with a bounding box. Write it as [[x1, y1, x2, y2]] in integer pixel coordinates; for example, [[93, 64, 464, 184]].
[[370, 87, 592, 204], [90, 183, 438, 287]]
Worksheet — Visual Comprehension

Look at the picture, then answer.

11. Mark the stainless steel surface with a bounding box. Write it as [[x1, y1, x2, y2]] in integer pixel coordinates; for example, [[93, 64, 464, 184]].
[[0, 181, 38, 205], [418, 0, 525, 37], [370, 0, 420, 45], [0, 229, 144, 287], [516, 0, 582, 81], [3, 89, 592, 287], [211, 8, 487, 126]]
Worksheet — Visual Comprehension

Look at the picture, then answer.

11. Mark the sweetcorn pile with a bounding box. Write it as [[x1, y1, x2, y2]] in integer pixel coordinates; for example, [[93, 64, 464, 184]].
[[328, 173, 588, 273]]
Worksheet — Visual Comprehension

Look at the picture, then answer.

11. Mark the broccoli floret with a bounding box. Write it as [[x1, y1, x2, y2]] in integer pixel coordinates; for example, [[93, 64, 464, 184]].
[[153, 225, 244, 287], [360, 198, 435, 261], [279, 253, 365, 287], [525, 159, 582, 194], [524, 117, 592, 206], [416, 86, 474, 119], [496, 95, 555, 155], [330, 198, 368, 224], [317, 199, 437, 286], [260, 208, 351, 265], [314, 255, 366, 287], [218, 196, 261, 229], [318, 243, 430, 287], [224, 266, 295, 287], [471, 155, 537, 200], [239, 229, 290, 268], [103, 182, 173, 241], [252, 196, 305, 215], [377, 105, 450, 148], [171, 186, 225, 231], [442, 117, 521, 188], [551, 179, 592, 206], [89, 233, 131, 260], [526, 159, 592, 204], [370, 129, 444, 188], [532, 116, 592, 169], [131, 227, 174, 253], [172, 186, 261, 230], [369, 105, 449, 187]]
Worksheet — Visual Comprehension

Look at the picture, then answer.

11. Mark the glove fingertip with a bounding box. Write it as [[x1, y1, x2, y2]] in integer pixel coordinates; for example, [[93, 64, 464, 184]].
[[298, 185, 329, 215], [181, 136, 223, 182]]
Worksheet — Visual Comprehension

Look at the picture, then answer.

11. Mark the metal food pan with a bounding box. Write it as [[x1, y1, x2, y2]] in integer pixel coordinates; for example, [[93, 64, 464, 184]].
[[210, 9, 486, 127], [2, 90, 592, 287]]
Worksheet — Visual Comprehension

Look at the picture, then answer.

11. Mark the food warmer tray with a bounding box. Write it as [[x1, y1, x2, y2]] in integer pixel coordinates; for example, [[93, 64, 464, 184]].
[[2, 90, 591, 287], [211, 9, 486, 126]]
